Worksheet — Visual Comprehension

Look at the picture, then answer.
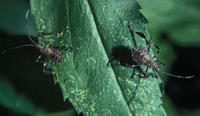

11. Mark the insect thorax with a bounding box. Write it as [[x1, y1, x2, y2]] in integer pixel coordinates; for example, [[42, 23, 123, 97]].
[[38, 45, 49, 55], [132, 46, 160, 71], [37, 45, 63, 64], [132, 46, 151, 65]]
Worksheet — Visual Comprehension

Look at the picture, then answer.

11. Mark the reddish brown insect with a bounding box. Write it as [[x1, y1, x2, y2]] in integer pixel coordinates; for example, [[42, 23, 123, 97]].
[[1, 9, 73, 75]]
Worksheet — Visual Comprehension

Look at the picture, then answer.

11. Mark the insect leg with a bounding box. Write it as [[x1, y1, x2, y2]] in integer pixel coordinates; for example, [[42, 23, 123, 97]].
[[160, 76, 165, 107], [130, 68, 145, 78], [135, 32, 151, 51], [152, 69, 159, 78], [42, 57, 52, 75], [25, 9, 38, 45], [136, 67, 158, 78], [152, 45, 160, 58], [35, 55, 43, 63], [131, 68, 136, 78], [142, 67, 150, 78], [140, 67, 155, 78], [154, 69, 165, 107]]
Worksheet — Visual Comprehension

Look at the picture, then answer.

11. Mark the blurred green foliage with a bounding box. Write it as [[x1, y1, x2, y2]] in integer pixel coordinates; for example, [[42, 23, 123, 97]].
[[0, 75, 45, 115], [0, 0, 38, 36], [138, 0, 200, 47], [0, 0, 27, 35]]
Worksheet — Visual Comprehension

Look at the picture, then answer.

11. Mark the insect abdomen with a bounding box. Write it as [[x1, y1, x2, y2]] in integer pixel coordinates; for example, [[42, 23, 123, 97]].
[[49, 49, 64, 64]]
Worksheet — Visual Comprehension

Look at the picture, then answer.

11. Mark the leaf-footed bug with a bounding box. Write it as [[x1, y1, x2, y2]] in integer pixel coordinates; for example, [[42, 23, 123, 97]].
[[127, 25, 194, 105], [1, 9, 73, 75], [127, 25, 193, 79]]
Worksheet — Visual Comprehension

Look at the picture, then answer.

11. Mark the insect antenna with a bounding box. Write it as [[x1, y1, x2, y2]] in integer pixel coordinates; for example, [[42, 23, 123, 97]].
[[1, 44, 36, 54], [1, 9, 38, 54], [25, 9, 38, 46], [159, 70, 194, 79]]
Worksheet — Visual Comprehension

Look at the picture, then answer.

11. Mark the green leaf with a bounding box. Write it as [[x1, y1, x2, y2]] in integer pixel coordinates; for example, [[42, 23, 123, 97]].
[[30, 0, 166, 115], [138, 0, 200, 47], [0, 75, 45, 115]]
